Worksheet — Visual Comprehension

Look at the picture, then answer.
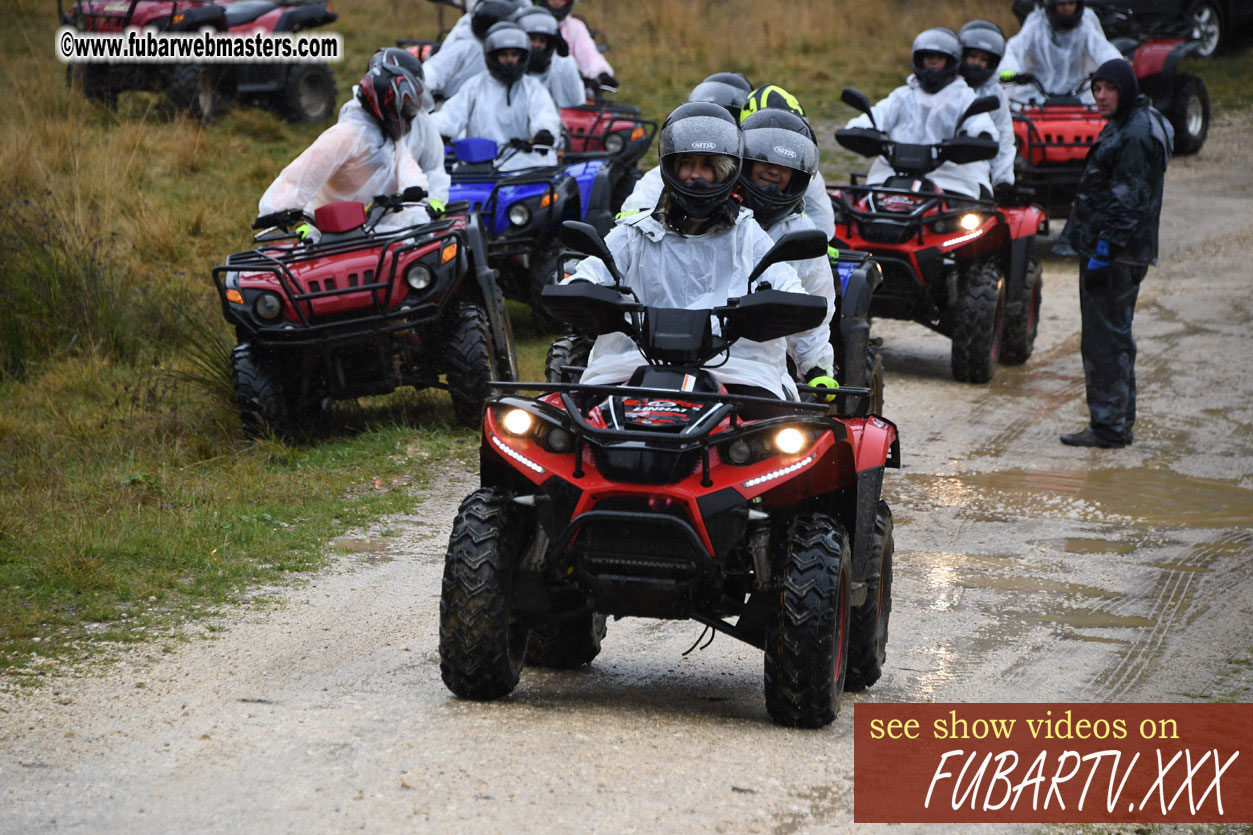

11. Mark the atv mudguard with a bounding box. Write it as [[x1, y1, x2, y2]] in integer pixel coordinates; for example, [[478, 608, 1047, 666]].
[[1001, 204, 1046, 316], [849, 416, 900, 583], [463, 214, 515, 369], [833, 254, 883, 414]]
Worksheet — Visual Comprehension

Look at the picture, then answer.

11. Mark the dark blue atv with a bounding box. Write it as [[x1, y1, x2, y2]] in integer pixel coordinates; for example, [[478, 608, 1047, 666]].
[[446, 137, 621, 331]]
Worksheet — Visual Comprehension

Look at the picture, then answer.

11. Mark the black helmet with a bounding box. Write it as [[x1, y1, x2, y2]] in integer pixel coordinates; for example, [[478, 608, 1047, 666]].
[[356, 64, 421, 142], [514, 6, 565, 74], [911, 27, 961, 94], [737, 109, 818, 226], [1045, 0, 1085, 32], [483, 22, 530, 85], [658, 101, 744, 221], [687, 72, 753, 120], [471, 0, 521, 40], [536, 0, 575, 22], [740, 83, 806, 122], [958, 20, 1006, 88]]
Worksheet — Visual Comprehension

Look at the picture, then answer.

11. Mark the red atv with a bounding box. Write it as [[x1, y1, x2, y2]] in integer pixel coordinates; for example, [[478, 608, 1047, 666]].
[[438, 223, 899, 728], [831, 88, 1048, 384], [1007, 2, 1210, 215], [60, 0, 338, 124], [213, 189, 517, 440]]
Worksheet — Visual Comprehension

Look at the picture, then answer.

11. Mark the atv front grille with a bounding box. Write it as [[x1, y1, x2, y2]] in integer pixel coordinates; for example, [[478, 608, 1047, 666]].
[[858, 221, 917, 245]]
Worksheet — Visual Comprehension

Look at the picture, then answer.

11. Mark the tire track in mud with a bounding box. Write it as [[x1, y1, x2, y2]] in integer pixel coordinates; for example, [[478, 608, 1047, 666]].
[[1083, 530, 1253, 700]]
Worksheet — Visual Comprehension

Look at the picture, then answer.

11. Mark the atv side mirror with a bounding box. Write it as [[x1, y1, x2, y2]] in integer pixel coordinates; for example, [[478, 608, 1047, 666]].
[[938, 134, 999, 165], [560, 220, 625, 286], [841, 88, 876, 127], [745, 229, 830, 287], [958, 95, 1000, 126]]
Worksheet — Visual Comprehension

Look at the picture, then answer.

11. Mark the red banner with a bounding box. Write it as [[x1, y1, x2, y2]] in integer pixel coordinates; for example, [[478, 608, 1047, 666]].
[[854, 703, 1253, 823]]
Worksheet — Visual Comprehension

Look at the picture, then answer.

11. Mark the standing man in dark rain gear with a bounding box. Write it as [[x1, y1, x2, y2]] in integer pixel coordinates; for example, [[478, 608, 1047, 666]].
[[1059, 58, 1172, 449]]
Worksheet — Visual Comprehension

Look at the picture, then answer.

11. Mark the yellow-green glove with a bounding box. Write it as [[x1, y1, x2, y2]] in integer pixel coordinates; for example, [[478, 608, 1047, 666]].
[[808, 375, 840, 402]]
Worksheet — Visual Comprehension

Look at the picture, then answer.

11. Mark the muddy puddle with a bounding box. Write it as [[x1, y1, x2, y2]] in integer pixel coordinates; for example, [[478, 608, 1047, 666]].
[[897, 466, 1253, 528]]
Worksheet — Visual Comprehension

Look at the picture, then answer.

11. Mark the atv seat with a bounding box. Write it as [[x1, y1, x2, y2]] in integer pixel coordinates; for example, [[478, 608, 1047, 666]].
[[223, 0, 277, 28]]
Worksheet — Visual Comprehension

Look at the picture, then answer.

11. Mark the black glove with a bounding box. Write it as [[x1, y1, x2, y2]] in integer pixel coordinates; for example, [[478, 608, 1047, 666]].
[[507, 137, 532, 150], [597, 73, 618, 89], [532, 129, 555, 147]]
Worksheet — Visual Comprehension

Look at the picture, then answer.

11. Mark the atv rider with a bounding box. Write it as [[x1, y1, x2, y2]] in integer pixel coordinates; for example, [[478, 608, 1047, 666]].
[[258, 62, 430, 234], [432, 22, 563, 173], [738, 108, 836, 390], [422, 0, 522, 100], [845, 27, 999, 200], [335, 48, 450, 207], [958, 20, 1016, 196], [615, 72, 753, 217], [999, 0, 1122, 103], [515, 6, 586, 107], [534, 0, 617, 90], [564, 101, 811, 400]]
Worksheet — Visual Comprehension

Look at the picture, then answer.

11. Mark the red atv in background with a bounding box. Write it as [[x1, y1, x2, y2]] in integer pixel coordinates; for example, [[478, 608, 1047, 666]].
[[60, 0, 338, 124], [1006, 1, 1209, 215], [439, 223, 899, 728], [213, 189, 517, 440], [831, 88, 1048, 384]]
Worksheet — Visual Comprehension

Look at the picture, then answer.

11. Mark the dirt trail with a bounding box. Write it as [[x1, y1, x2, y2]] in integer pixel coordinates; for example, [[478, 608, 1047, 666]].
[[2, 117, 1252, 834]]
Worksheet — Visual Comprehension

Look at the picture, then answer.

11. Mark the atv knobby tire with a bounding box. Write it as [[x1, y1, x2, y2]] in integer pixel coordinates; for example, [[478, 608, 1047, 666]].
[[439, 488, 529, 699], [278, 63, 337, 123], [764, 514, 852, 728], [1167, 73, 1209, 157], [1000, 254, 1042, 366], [232, 343, 298, 442], [544, 334, 592, 383], [443, 302, 497, 429], [845, 501, 894, 692], [526, 613, 607, 668], [950, 260, 1005, 384]]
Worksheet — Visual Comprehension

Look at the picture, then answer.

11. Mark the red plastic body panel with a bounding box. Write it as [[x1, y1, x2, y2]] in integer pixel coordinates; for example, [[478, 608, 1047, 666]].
[[482, 400, 899, 554], [314, 201, 367, 233]]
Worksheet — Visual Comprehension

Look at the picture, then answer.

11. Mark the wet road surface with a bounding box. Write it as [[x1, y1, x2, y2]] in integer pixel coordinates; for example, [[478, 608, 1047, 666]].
[[2, 118, 1251, 833]]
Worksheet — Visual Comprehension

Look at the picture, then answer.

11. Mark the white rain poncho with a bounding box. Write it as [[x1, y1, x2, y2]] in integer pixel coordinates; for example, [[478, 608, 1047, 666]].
[[338, 98, 450, 203], [534, 53, 586, 107], [422, 37, 486, 99], [565, 207, 808, 399], [767, 210, 834, 377], [432, 71, 563, 172], [1001, 7, 1123, 102], [619, 165, 836, 237], [560, 14, 612, 80], [846, 75, 998, 199], [258, 102, 429, 230], [969, 77, 1016, 187]]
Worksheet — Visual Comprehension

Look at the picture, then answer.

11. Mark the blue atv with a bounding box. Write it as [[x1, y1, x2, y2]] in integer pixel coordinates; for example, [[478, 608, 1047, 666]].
[[446, 136, 621, 331]]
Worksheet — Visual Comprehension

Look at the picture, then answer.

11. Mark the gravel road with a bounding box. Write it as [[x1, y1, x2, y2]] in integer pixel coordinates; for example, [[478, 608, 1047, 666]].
[[3, 116, 1252, 835]]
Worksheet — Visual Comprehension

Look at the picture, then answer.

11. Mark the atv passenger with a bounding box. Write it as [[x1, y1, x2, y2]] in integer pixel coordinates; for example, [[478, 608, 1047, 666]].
[[564, 102, 811, 400], [738, 109, 836, 392], [740, 84, 836, 238], [516, 6, 586, 107], [958, 21, 1016, 196], [423, 0, 521, 100], [258, 63, 430, 232], [432, 22, 563, 173], [1000, 0, 1122, 103], [844, 27, 999, 200], [534, 0, 617, 89], [616, 72, 753, 217]]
